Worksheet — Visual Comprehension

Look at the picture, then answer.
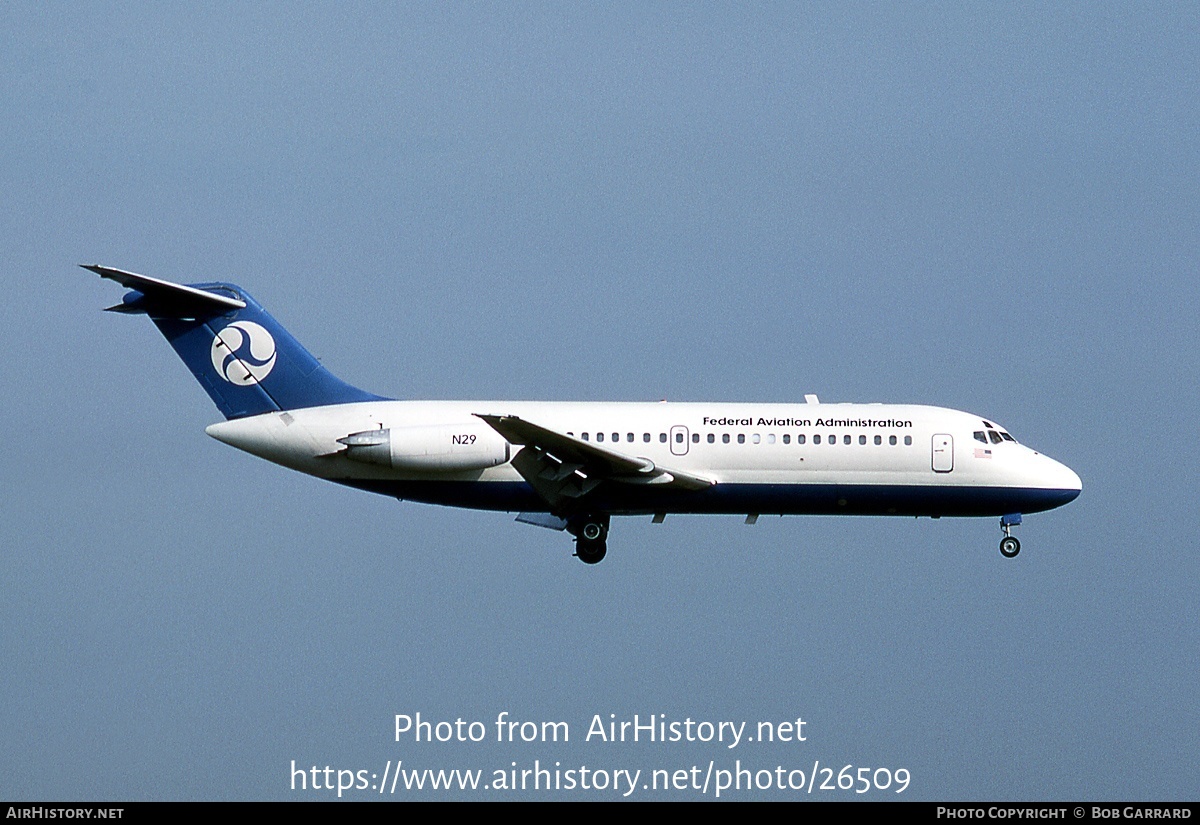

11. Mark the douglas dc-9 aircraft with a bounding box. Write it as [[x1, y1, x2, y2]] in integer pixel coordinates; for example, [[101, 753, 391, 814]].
[[86, 265, 1081, 564]]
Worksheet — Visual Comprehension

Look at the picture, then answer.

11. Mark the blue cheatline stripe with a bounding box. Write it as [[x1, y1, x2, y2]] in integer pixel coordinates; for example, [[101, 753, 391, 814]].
[[334, 479, 1080, 518]]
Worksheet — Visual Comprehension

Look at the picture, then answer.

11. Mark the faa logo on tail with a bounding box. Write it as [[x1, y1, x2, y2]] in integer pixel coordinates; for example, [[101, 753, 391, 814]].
[[211, 321, 277, 385]]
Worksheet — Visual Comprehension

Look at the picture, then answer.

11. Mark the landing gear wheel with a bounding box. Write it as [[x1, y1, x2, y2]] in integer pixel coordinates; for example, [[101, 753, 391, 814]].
[[580, 521, 605, 542], [575, 539, 607, 565], [998, 513, 1023, 559], [567, 513, 610, 564]]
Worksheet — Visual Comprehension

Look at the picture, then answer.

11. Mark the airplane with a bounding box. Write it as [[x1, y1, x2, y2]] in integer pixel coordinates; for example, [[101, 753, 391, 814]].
[[84, 264, 1081, 565]]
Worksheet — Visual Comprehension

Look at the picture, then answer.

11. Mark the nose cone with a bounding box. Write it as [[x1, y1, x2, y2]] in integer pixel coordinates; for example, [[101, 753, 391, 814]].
[[1061, 462, 1083, 496], [1036, 453, 1082, 509]]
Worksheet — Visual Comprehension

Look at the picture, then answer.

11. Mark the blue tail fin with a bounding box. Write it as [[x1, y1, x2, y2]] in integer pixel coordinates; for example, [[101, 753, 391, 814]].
[[86, 265, 387, 419]]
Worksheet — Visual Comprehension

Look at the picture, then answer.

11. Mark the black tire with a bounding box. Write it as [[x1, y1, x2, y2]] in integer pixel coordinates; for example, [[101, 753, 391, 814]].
[[575, 539, 607, 565], [1000, 536, 1021, 558], [581, 521, 605, 542]]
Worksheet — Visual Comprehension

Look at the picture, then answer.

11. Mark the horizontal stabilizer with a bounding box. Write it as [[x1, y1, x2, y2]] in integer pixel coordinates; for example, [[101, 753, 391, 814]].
[[82, 264, 246, 317]]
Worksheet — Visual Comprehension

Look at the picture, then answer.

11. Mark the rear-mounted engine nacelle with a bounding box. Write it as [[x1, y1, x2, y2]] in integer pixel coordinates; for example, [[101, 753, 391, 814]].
[[338, 423, 509, 471]]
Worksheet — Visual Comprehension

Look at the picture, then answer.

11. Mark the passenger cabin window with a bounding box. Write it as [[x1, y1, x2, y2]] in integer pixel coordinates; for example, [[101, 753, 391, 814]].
[[752, 434, 761, 444], [904, 435, 912, 445], [874, 435, 882, 445], [798, 434, 806, 444], [889, 435, 896, 445], [707, 434, 715, 443], [581, 433, 589, 441], [722, 434, 730, 444], [814, 435, 821, 445], [675, 432, 684, 443], [692, 433, 699, 443], [627, 433, 634, 443], [643, 433, 651, 443], [597, 433, 604, 442], [659, 433, 667, 443], [737, 434, 746, 444], [783, 434, 790, 444]]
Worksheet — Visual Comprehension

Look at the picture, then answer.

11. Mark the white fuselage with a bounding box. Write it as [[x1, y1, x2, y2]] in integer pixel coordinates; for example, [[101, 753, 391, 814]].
[[206, 399, 1081, 519]]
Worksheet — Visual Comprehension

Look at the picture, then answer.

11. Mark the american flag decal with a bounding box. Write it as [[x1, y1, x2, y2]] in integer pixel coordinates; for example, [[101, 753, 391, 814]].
[[974, 448, 992, 459]]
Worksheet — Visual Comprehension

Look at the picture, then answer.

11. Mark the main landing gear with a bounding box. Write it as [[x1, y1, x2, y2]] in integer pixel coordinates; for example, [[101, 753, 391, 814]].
[[568, 513, 610, 565], [999, 513, 1022, 558]]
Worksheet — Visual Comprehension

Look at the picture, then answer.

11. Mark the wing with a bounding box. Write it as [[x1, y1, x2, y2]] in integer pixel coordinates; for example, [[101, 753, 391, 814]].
[[475, 413, 714, 511]]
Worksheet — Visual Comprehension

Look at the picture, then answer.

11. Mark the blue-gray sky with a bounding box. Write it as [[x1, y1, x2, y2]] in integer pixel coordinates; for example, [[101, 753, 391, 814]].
[[2, 3, 1196, 800]]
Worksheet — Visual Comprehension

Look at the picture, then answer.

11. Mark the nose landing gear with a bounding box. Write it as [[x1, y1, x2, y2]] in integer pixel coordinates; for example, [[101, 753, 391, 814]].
[[568, 513, 610, 565], [999, 513, 1022, 558]]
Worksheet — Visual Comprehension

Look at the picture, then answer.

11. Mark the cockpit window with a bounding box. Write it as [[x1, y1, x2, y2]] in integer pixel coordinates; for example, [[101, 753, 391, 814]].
[[974, 431, 987, 443], [999, 432, 1016, 442], [988, 431, 1003, 444]]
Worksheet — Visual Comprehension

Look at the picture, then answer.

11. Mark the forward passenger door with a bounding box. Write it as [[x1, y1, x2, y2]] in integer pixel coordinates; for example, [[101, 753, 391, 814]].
[[932, 434, 954, 472]]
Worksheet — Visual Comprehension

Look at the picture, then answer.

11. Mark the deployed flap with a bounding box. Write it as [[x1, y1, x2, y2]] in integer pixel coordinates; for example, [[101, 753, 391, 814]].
[[516, 512, 569, 531], [476, 413, 714, 511], [82, 264, 246, 316]]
